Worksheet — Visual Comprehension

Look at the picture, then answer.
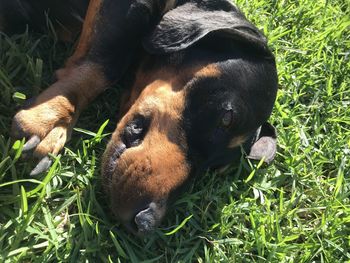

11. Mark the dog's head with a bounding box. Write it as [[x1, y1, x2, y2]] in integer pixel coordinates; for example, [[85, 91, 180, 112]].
[[102, 0, 278, 234]]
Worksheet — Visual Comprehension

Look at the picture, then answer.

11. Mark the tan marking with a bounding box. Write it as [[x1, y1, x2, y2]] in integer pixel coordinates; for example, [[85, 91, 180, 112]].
[[118, 67, 186, 115], [67, 0, 103, 65], [33, 126, 68, 158], [194, 64, 221, 78], [120, 63, 221, 114], [13, 95, 74, 139], [136, 80, 184, 118], [228, 135, 247, 148]]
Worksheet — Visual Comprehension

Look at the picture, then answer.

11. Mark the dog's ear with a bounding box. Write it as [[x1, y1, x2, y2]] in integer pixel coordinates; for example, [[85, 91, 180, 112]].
[[143, 0, 269, 54], [247, 122, 277, 164]]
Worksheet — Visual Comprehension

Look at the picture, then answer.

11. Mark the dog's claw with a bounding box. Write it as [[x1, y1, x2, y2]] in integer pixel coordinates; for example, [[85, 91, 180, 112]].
[[23, 135, 41, 151], [30, 156, 52, 176]]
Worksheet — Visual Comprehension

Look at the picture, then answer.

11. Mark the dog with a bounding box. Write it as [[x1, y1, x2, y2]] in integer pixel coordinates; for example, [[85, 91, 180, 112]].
[[2, 0, 278, 234]]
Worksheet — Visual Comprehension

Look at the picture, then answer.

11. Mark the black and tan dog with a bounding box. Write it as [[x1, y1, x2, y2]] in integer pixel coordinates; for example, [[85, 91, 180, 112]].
[[1, 0, 278, 234]]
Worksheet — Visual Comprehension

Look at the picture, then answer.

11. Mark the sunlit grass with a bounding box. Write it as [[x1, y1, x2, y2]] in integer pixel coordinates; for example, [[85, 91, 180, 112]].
[[0, 0, 349, 262]]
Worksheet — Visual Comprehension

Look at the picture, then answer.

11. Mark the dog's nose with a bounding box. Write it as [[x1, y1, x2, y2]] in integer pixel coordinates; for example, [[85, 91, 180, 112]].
[[132, 202, 165, 234]]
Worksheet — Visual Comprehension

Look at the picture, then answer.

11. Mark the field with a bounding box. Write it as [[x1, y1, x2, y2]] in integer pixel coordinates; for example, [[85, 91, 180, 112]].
[[0, 0, 349, 262]]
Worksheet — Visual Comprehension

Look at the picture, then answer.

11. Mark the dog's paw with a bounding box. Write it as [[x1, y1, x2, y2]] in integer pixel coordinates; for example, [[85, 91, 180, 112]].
[[12, 94, 76, 175]]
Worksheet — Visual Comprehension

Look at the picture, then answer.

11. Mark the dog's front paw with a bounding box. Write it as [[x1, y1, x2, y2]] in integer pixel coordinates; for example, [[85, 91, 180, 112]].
[[12, 94, 76, 175]]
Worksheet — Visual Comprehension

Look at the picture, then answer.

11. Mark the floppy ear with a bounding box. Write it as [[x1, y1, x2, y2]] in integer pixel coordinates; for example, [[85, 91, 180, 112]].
[[247, 122, 277, 164], [143, 0, 269, 54]]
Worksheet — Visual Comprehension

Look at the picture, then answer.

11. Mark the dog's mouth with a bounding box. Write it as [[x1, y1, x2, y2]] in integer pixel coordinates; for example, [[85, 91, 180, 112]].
[[102, 142, 126, 183]]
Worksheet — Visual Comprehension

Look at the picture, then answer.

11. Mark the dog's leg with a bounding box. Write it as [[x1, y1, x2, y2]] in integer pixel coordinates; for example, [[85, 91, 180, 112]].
[[12, 0, 168, 175]]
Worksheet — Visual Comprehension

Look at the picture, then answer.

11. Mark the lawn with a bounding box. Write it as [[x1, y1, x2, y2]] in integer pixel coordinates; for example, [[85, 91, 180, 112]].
[[0, 0, 349, 262]]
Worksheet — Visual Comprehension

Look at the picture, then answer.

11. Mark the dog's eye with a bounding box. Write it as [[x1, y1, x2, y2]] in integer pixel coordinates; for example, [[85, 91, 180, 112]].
[[221, 110, 233, 127], [124, 116, 147, 147]]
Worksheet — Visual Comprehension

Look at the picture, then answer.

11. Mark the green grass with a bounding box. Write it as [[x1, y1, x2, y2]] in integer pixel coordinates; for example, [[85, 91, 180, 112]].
[[0, 0, 349, 262]]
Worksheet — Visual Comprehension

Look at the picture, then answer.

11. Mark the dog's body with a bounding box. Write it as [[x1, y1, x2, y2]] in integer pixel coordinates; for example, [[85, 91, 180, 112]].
[[2, 0, 278, 234]]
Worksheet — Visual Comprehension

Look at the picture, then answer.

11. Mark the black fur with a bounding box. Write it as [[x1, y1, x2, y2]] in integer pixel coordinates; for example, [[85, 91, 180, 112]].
[[143, 0, 269, 54]]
